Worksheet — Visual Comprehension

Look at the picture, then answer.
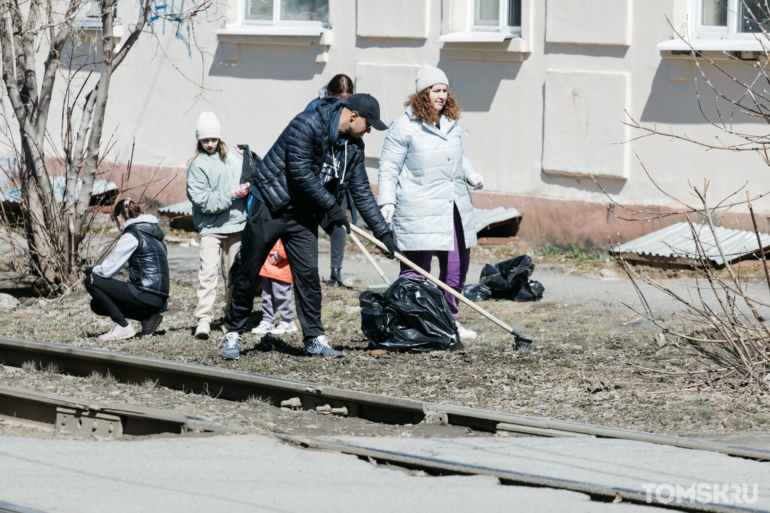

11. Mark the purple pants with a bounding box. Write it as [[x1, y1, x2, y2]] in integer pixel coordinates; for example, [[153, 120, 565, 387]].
[[398, 206, 470, 319]]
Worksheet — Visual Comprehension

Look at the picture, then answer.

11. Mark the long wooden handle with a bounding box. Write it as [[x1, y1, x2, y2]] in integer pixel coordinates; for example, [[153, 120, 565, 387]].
[[350, 225, 531, 343], [349, 232, 390, 285]]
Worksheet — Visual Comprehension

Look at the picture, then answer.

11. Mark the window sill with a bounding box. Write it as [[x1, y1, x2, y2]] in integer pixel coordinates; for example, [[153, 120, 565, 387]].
[[215, 25, 332, 63], [657, 37, 770, 59], [438, 31, 519, 43], [440, 34, 530, 63], [215, 25, 332, 46]]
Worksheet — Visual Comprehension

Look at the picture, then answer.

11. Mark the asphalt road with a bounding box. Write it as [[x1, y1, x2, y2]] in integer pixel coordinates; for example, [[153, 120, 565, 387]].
[[168, 243, 770, 320]]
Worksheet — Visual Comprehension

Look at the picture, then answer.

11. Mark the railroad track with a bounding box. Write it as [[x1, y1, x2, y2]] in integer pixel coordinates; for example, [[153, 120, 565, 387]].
[[1, 335, 768, 513], [1, 335, 769, 460], [0, 384, 238, 438], [0, 390, 762, 513]]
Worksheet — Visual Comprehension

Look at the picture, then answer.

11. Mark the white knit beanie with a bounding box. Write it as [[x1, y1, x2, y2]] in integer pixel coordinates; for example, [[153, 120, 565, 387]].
[[196, 112, 222, 140], [415, 65, 449, 93]]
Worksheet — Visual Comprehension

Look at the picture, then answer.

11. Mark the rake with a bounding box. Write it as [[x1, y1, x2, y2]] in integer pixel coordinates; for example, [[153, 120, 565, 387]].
[[349, 231, 391, 291], [350, 225, 533, 352]]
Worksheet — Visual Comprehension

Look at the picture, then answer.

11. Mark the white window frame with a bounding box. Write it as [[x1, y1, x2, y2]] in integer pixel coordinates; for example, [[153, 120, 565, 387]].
[[468, 0, 521, 35], [239, 0, 329, 28], [690, 0, 769, 39], [74, 1, 120, 30]]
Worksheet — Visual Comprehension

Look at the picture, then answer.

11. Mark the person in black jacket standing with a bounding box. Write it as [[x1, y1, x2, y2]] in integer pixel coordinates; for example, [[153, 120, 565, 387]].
[[222, 93, 396, 359]]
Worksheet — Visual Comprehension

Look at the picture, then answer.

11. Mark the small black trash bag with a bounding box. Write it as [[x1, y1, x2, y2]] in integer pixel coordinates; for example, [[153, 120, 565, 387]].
[[360, 278, 461, 353], [514, 279, 544, 302], [478, 255, 544, 302], [462, 283, 492, 302]]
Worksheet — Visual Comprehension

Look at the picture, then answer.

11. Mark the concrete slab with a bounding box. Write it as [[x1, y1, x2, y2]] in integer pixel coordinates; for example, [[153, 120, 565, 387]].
[[0, 433, 667, 513], [328, 436, 770, 511]]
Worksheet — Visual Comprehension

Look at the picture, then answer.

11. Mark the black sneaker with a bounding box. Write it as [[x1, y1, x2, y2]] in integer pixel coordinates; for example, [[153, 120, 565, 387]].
[[304, 335, 344, 357], [329, 268, 342, 287]]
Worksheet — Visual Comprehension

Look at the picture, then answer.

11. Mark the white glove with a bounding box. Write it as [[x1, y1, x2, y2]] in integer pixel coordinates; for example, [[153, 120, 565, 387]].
[[466, 172, 484, 191], [380, 204, 395, 225]]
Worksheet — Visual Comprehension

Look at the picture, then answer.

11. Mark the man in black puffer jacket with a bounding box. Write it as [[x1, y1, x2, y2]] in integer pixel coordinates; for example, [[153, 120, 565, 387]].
[[222, 93, 396, 359]]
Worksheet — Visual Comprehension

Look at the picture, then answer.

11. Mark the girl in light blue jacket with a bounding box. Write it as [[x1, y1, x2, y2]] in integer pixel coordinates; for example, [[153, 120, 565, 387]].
[[186, 112, 249, 340], [378, 65, 484, 340]]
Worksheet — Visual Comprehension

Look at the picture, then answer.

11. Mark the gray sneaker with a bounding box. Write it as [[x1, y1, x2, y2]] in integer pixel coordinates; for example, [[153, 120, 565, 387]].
[[140, 314, 163, 338], [221, 332, 242, 360], [304, 335, 344, 358]]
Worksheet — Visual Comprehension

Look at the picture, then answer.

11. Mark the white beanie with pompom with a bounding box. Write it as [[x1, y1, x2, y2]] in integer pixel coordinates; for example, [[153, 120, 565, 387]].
[[196, 112, 221, 140], [415, 65, 449, 93]]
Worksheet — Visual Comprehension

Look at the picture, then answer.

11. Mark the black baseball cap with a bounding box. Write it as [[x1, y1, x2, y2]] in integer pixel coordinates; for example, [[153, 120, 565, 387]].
[[346, 93, 388, 131]]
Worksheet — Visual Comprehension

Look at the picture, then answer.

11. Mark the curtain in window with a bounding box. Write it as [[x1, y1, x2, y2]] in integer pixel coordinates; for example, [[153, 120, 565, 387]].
[[475, 0, 499, 26], [281, 0, 328, 21], [701, 0, 727, 26], [247, 0, 273, 20], [740, 0, 770, 32], [508, 0, 521, 27]]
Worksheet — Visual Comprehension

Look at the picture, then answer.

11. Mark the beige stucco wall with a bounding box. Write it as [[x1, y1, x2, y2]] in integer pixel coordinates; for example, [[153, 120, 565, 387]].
[[22, 0, 770, 244]]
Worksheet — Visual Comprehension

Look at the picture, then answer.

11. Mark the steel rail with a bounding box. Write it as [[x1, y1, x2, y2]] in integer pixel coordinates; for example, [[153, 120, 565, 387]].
[[0, 384, 239, 438], [2, 336, 770, 461], [0, 500, 48, 513], [0, 384, 756, 513]]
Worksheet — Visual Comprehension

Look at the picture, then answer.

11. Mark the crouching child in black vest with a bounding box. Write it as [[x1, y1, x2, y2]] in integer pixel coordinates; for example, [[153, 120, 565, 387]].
[[85, 198, 170, 340]]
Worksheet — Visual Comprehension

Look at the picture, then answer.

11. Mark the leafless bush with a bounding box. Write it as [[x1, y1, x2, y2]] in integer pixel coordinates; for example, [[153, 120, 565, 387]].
[[600, 1, 770, 388], [0, 0, 215, 295], [604, 178, 770, 388]]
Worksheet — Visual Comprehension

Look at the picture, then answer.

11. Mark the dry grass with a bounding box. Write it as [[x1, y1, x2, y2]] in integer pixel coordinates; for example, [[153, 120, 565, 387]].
[[2, 269, 770, 437]]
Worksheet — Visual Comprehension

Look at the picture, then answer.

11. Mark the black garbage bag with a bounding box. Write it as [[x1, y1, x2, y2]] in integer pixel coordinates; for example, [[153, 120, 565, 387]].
[[227, 144, 263, 290], [479, 255, 544, 302], [514, 279, 544, 302], [360, 278, 461, 353], [462, 283, 492, 302]]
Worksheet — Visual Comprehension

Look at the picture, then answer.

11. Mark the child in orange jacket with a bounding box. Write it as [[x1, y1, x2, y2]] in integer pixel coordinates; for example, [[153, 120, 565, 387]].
[[252, 240, 297, 335]]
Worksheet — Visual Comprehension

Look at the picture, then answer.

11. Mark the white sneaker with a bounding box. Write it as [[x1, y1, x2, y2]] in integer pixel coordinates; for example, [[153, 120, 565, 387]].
[[195, 321, 210, 340], [251, 320, 273, 335], [456, 322, 477, 340], [272, 321, 298, 335], [98, 323, 136, 341]]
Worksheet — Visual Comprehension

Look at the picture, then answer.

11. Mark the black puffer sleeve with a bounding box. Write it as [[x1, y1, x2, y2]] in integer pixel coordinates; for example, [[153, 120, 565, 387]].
[[285, 117, 336, 212]]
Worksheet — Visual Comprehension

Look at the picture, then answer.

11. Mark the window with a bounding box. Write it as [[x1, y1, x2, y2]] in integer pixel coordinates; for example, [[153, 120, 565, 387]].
[[74, 1, 120, 30], [701, 0, 727, 26], [740, 0, 770, 32], [471, 0, 521, 33], [245, 0, 328, 25], [694, 0, 770, 37]]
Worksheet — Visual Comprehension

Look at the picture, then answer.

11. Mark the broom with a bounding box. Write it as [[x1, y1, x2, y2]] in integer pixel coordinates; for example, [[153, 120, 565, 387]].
[[350, 225, 533, 352]]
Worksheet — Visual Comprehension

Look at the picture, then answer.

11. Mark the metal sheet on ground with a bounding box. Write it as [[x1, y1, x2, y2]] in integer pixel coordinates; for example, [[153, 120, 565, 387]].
[[324, 436, 770, 511]]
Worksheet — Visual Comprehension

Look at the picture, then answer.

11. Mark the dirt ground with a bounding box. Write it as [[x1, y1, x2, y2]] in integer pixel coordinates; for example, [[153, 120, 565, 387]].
[[1, 239, 770, 442], [0, 362, 479, 440]]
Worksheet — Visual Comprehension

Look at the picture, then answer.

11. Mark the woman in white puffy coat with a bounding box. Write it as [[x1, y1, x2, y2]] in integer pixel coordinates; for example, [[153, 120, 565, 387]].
[[377, 65, 484, 340]]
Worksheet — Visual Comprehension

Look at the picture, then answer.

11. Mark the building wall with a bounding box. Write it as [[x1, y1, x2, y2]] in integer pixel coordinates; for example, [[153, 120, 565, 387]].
[[32, 0, 770, 246]]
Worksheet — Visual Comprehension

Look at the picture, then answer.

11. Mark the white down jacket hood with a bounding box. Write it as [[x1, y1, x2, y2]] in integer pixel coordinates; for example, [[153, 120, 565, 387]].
[[377, 106, 477, 251]]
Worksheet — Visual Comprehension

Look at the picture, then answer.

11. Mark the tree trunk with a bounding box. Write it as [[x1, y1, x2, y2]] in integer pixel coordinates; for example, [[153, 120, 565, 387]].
[[0, 0, 203, 295]]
